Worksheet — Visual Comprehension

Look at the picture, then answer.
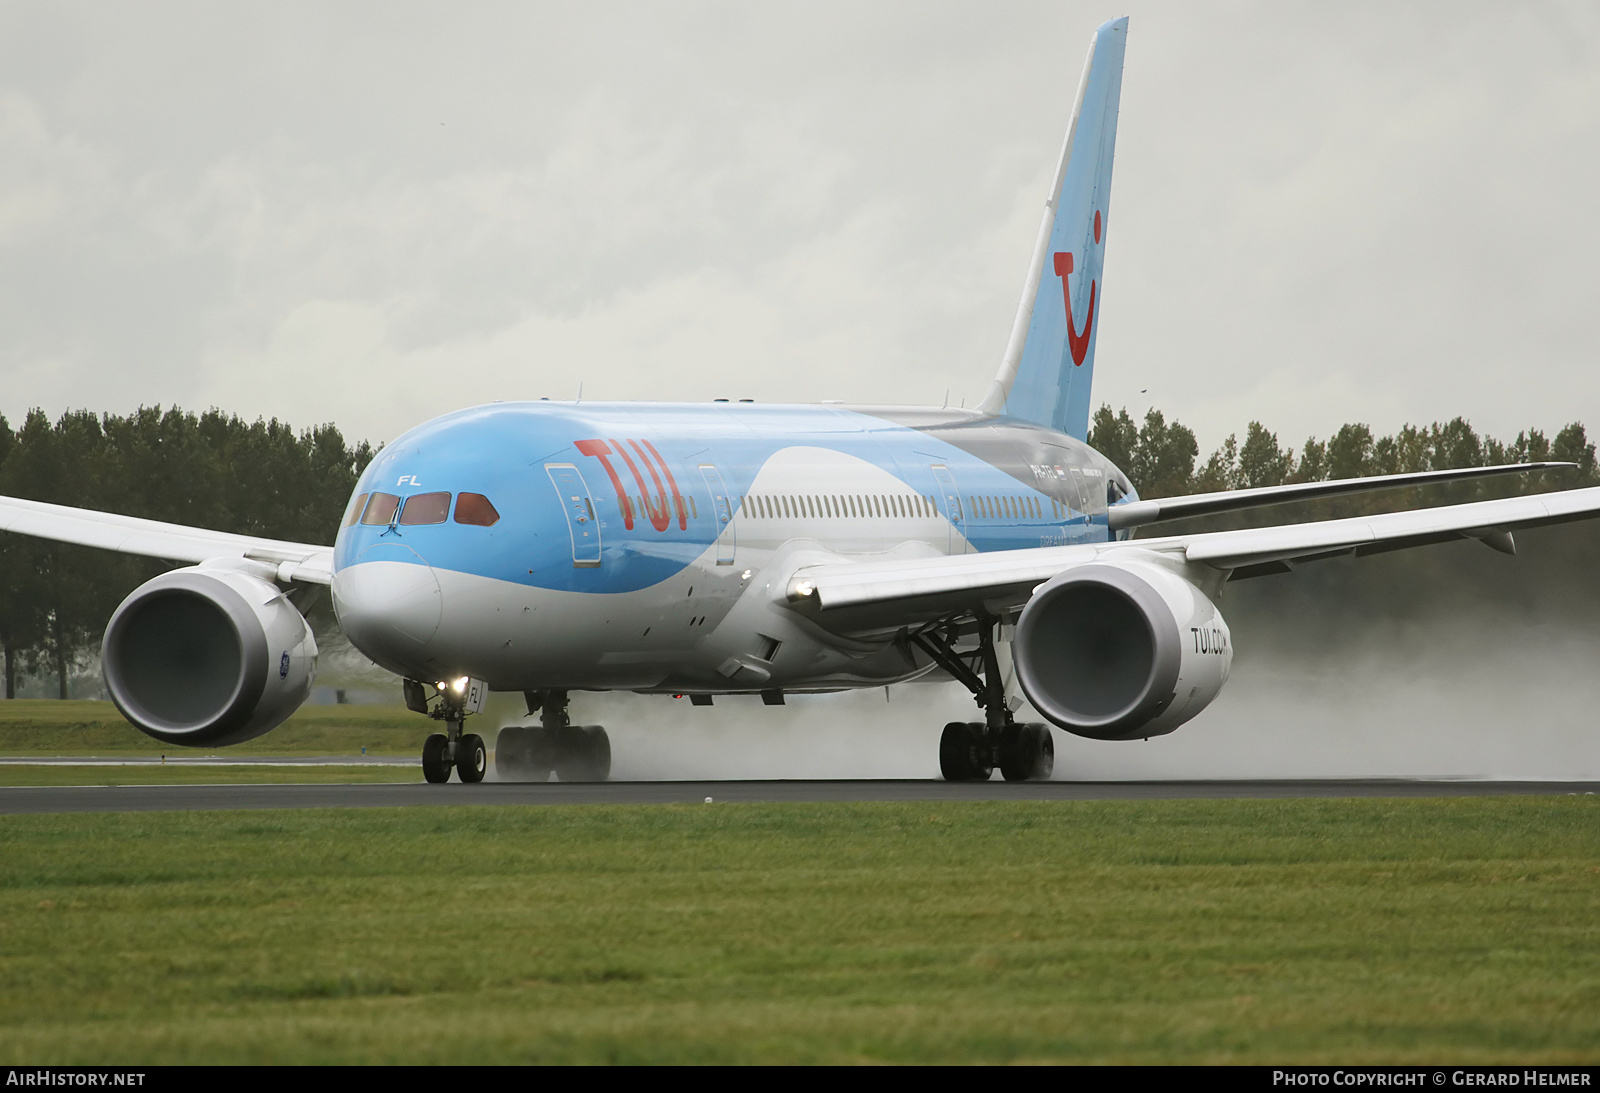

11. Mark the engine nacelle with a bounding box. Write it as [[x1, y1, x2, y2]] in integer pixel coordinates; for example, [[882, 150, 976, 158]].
[[101, 565, 318, 747], [1013, 559, 1231, 741]]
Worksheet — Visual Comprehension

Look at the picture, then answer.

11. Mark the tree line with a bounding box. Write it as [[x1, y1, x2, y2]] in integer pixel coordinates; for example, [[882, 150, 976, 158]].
[[0, 407, 374, 699], [0, 402, 1594, 699], [1088, 407, 1599, 517], [1086, 407, 1600, 649]]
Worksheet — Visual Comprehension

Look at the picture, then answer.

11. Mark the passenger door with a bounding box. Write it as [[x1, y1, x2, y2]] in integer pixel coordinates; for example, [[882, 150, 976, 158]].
[[545, 463, 602, 567], [699, 464, 736, 566], [930, 464, 968, 555]]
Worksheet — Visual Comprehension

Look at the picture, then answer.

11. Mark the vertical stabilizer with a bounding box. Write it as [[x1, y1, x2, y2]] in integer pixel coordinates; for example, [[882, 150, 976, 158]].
[[977, 17, 1127, 439]]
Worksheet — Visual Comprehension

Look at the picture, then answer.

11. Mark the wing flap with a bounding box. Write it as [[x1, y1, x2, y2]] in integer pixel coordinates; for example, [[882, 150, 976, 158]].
[[786, 542, 1110, 634], [0, 494, 335, 586], [790, 543, 1100, 612]]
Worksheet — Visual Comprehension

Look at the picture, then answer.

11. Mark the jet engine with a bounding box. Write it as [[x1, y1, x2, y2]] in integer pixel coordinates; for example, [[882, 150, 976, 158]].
[[1013, 559, 1231, 740], [101, 565, 318, 747]]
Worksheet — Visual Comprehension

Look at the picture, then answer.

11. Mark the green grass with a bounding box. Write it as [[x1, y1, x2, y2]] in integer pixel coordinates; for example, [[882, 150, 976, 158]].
[[0, 764, 415, 786], [0, 797, 1596, 1063], [0, 699, 426, 756]]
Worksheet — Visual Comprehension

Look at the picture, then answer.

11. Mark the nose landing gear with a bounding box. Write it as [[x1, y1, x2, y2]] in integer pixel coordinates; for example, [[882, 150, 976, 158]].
[[407, 677, 489, 784], [494, 690, 612, 783], [420, 720, 488, 784], [913, 613, 1055, 783]]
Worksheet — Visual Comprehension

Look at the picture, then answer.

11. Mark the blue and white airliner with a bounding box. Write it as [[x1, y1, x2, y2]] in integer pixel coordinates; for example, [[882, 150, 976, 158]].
[[4, 16, 1598, 782]]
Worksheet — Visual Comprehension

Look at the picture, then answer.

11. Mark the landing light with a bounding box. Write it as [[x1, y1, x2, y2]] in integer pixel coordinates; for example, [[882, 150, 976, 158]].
[[793, 579, 815, 598], [453, 676, 469, 694], [741, 569, 752, 580]]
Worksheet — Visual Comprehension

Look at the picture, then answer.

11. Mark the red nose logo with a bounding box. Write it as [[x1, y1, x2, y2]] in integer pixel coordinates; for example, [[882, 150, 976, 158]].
[[1052, 209, 1101, 368]]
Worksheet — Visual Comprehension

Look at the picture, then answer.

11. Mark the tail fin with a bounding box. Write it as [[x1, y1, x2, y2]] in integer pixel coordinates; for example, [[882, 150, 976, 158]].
[[977, 16, 1127, 440]]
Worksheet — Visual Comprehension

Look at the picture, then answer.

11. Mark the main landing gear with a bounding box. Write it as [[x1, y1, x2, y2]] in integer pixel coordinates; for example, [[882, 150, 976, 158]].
[[494, 690, 612, 783], [911, 613, 1055, 783]]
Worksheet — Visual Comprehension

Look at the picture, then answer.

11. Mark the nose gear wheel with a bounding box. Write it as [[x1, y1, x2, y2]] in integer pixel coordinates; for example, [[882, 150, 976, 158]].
[[422, 733, 451, 784], [456, 733, 487, 783]]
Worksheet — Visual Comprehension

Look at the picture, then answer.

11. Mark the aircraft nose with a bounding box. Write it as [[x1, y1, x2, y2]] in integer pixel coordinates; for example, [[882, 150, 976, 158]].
[[332, 544, 443, 674]]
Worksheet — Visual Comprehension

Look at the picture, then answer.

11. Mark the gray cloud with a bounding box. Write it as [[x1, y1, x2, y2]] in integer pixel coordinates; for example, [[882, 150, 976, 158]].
[[0, 1, 1595, 452]]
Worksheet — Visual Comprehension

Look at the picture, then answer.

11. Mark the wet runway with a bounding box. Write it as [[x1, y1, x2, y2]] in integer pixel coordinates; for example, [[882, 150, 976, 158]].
[[1, 778, 1596, 814], [0, 755, 411, 766]]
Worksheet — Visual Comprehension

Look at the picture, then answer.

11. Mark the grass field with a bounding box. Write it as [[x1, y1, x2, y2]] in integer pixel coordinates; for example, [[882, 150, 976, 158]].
[[0, 699, 427, 757], [0, 796, 1596, 1064], [0, 699, 425, 785], [0, 764, 415, 786]]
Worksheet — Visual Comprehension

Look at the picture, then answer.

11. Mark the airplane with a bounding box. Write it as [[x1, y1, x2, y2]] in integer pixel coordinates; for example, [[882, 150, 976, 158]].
[[3, 15, 1599, 784]]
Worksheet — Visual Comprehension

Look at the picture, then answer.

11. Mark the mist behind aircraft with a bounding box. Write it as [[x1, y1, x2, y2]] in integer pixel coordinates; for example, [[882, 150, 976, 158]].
[[458, 616, 1597, 784]]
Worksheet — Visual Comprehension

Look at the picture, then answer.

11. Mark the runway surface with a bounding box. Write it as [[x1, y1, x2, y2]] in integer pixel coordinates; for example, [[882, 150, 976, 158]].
[[1, 779, 1596, 814], [0, 755, 412, 766]]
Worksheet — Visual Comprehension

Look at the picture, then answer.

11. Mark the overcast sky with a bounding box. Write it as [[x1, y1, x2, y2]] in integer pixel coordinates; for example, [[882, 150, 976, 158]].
[[1, 1, 1596, 454]]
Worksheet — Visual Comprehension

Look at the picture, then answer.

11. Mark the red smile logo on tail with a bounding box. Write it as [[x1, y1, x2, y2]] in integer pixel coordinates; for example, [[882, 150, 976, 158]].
[[1053, 208, 1101, 367]]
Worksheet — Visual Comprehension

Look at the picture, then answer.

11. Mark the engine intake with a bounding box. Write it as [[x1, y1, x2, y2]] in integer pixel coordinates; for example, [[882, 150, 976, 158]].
[[102, 566, 318, 747], [1013, 559, 1231, 741]]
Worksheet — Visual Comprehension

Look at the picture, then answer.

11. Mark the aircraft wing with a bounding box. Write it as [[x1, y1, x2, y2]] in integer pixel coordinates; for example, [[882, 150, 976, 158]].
[[1107, 461, 1573, 531], [0, 494, 334, 585], [784, 484, 1600, 634]]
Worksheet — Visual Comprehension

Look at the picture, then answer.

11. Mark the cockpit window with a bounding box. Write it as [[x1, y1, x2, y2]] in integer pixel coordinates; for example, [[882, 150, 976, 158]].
[[398, 492, 451, 525], [343, 493, 370, 528], [454, 493, 500, 527], [360, 493, 401, 525]]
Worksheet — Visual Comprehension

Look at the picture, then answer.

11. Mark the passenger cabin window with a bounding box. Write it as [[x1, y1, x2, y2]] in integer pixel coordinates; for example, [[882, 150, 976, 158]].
[[343, 493, 370, 528], [360, 493, 401, 525], [398, 492, 451, 525], [454, 493, 500, 527]]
